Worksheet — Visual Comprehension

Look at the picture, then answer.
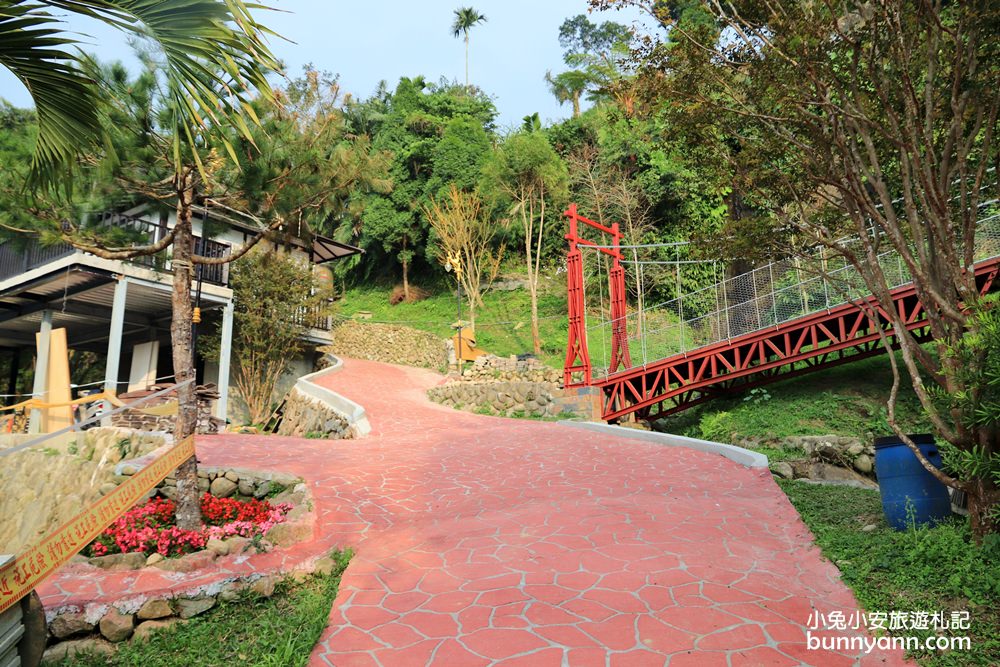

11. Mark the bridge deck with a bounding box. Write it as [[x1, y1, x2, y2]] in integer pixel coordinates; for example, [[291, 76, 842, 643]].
[[591, 257, 1000, 423]]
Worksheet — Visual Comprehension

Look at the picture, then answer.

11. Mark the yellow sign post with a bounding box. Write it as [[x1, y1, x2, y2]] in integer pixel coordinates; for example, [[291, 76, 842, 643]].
[[0, 435, 196, 615]]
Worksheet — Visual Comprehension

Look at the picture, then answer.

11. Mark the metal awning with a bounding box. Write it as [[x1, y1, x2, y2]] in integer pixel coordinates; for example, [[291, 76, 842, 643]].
[[311, 235, 363, 264], [0, 265, 228, 351]]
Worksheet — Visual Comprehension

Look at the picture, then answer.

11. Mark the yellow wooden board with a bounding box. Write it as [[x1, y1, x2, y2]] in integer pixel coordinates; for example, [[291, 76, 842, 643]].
[[0, 435, 196, 614], [452, 330, 487, 362], [35, 328, 73, 433]]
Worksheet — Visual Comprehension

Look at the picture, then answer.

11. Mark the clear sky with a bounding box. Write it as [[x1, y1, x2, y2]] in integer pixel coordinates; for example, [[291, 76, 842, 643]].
[[0, 1, 649, 130]]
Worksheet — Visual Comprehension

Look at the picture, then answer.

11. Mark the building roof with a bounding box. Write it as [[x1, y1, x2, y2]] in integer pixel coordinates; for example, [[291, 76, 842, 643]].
[[311, 235, 364, 263]]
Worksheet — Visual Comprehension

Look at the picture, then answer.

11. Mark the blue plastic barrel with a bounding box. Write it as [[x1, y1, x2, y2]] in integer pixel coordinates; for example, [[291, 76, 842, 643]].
[[873, 433, 952, 530]]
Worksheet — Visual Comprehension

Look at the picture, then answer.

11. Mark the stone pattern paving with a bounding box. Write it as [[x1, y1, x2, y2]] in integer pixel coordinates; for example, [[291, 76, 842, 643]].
[[39, 358, 911, 666], [305, 360, 910, 666]]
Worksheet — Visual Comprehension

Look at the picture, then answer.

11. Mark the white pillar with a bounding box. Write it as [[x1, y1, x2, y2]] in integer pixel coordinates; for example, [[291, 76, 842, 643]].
[[215, 300, 234, 422], [103, 278, 129, 422], [28, 310, 53, 434]]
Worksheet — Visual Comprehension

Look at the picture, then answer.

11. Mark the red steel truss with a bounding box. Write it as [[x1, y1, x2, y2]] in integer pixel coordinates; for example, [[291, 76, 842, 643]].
[[562, 205, 1000, 423]]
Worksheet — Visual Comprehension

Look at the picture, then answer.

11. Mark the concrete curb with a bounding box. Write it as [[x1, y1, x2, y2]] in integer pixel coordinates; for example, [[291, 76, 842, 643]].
[[293, 358, 372, 437], [559, 421, 769, 469]]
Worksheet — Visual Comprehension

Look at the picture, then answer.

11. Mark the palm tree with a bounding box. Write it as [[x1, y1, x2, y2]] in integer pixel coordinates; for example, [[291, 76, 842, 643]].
[[0, 0, 279, 189], [451, 6, 486, 88], [0, 0, 280, 530], [545, 70, 591, 118]]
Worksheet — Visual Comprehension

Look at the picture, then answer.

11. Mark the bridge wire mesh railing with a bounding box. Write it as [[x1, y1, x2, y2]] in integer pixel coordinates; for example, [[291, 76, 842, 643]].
[[581, 201, 1000, 379]]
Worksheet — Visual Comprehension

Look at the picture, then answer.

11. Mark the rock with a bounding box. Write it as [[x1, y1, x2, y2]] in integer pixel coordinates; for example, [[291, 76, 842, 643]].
[[815, 442, 845, 462], [98, 482, 117, 496], [175, 597, 216, 619], [224, 470, 239, 482], [198, 478, 210, 493], [770, 462, 795, 479], [224, 536, 251, 555], [89, 552, 147, 570], [861, 524, 878, 532], [846, 442, 866, 456], [153, 550, 218, 573], [250, 576, 277, 598], [269, 472, 301, 489], [265, 521, 312, 547], [218, 582, 242, 603], [49, 612, 95, 639], [41, 638, 114, 664], [133, 618, 184, 642], [808, 462, 878, 486], [210, 477, 238, 498], [853, 454, 874, 474], [253, 480, 271, 499], [238, 480, 255, 496], [136, 598, 173, 620], [145, 553, 164, 566], [120, 464, 138, 476], [206, 538, 229, 556], [314, 557, 336, 576], [99, 608, 134, 642]]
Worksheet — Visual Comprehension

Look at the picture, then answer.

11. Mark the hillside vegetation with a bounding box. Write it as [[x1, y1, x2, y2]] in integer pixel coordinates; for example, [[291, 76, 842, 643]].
[[336, 277, 569, 368]]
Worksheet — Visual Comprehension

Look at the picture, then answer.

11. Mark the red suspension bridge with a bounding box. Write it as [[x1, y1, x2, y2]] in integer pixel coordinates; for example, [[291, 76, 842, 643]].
[[562, 202, 1000, 424]]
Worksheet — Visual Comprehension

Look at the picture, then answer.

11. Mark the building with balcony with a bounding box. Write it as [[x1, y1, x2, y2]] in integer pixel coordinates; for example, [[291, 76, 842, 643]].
[[0, 205, 361, 428]]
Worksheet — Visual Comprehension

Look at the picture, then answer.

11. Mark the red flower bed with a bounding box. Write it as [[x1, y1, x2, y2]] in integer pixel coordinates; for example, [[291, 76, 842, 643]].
[[88, 494, 292, 558]]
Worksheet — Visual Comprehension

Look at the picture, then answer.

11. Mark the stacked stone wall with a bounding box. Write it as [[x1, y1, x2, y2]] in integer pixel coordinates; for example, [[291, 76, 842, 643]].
[[323, 320, 447, 370], [275, 387, 353, 439]]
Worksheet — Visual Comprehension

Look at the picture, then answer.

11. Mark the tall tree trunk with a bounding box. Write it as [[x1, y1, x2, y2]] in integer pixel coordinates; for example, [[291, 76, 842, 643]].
[[572, 93, 581, 118], [967, 480, 1000, 540], [529, 285, 541, 356], [171, 177, 201, 531], [524, 201, 542, 357], [401, 243, 410, 302], [465, 35, 470, 88], [966, 428, 1000, 541]]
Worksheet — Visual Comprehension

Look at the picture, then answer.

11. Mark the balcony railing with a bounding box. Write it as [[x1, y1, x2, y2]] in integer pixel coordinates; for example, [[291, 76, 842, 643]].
[[0, 212, 230, 286], [292, 301, 333, 332], [0, 241, 76, 282]]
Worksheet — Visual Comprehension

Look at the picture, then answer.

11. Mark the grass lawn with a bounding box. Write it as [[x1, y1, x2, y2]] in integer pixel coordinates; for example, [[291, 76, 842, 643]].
[[336, 275, 689, 371], [655, 353, 931, 447], [780, 481, 1000, 666], [336, 276, 570, 368], [59, 551, 350, 667]]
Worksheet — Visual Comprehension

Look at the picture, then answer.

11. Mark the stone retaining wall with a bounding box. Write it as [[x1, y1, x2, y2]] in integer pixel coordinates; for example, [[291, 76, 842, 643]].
[[274, 358, 371, 439], [0, 429, 166, 555], [428, 380, 559, 417], [276, 387, 352, 439], [758, 434, 879, 487], [551, 385, 603, 421], [323, 320, 447, 370], [459, 354, 562, 384], [41, 548, 338, 665], [113, 459, 304, 504]]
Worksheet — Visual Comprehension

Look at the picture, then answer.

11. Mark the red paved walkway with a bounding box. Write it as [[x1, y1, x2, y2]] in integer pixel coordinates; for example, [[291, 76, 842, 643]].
[[40, 358, 910, 666], [303, 360, 907, 666]]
